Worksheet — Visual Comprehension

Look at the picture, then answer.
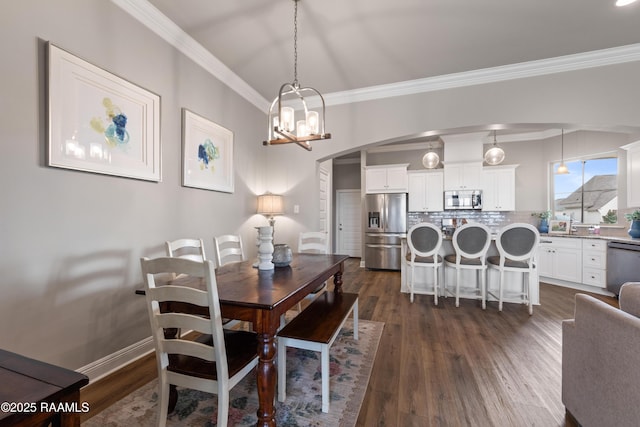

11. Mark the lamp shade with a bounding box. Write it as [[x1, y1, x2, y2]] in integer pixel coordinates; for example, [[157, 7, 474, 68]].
[[257, 193, 284, 216]]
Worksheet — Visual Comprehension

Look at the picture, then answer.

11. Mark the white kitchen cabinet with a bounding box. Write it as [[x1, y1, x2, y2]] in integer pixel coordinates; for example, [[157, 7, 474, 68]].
[[582, 239, 607, 288], [365, 164, 409, 193], [443, 162, 482, 190], [482, 165, 517, 211], [408, 171, 444, 212], [622, 140, 640, 207], [538, 237, 582, 283]]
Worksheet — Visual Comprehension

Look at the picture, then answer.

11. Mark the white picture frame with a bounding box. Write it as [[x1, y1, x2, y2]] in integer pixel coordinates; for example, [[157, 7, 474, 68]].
[[549, 219, 570, 234], [181, 109, 234, 193], [47, 43, 161, 181]]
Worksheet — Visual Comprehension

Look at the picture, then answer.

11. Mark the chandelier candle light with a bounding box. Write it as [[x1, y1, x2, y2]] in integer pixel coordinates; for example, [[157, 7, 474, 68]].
[[263, 0, 330, 151]]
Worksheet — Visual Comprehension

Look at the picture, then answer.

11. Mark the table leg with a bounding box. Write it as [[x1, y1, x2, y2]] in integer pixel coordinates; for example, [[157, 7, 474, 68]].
[[256, 332, 277, 427], [333, 270, 344, 293]]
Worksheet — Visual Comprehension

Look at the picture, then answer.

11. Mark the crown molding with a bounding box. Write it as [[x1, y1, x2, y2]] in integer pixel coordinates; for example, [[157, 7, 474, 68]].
[[113, 0, 640, 113], [324, 43, 640, 107], [111, 0, 270, 112]]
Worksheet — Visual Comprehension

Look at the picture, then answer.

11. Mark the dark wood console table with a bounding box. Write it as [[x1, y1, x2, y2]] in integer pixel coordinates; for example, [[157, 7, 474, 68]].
[[0, 349, 89, 427]]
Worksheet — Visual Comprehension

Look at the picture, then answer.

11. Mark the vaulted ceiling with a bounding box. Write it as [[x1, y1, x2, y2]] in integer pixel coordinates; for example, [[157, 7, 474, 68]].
[[144, 0, 640, 105], [117, 0, 640, 146]]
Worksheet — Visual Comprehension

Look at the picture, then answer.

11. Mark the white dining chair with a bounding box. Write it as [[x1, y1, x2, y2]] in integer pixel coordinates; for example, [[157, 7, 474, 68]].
[[140, 256, 258, 427]]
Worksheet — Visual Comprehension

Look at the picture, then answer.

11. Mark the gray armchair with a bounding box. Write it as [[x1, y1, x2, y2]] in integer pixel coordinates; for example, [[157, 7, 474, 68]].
[[562, 282, 640, 427]]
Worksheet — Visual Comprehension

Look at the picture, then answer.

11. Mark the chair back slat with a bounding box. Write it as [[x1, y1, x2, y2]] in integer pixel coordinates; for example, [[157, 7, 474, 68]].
[[298, 231, 329, 254], [165, 238, 206, 262], [214, 234, 245, 267]]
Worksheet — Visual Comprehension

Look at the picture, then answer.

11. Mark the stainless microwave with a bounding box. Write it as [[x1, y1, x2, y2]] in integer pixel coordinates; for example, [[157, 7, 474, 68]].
[[444, 190, 482, 210]]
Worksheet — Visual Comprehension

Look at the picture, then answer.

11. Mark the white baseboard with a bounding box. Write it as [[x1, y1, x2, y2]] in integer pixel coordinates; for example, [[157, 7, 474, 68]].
[[78, 336, 154, 383]]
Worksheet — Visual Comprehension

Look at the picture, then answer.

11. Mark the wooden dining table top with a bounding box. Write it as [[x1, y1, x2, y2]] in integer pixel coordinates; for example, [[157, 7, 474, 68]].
[[136, 253, 349, 309]]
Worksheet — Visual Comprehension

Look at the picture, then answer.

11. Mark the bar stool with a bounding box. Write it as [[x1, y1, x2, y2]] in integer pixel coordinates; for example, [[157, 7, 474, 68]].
[[444, 223, 492, 309], [487, 223, 540, 315]]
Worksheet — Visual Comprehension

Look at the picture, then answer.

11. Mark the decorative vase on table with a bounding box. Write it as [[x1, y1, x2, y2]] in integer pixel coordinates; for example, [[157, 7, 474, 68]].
[[629, 220, 640, 238], [539, 219, 549, 234], [273, 243, 293, 267], [257, 226, 275, 270]]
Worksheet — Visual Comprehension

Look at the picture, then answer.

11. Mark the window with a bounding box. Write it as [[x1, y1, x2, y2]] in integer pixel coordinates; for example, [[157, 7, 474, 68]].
[[553, 157, 618, 224]]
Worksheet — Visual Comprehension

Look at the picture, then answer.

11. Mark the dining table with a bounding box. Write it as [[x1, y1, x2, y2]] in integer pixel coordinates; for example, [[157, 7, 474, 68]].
[[137, 252, 350, 427]]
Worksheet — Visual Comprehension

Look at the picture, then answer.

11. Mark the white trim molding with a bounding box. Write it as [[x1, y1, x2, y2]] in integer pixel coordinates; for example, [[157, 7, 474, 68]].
[[113, 0, 640, 111], [78, 336, 154, 382], [111, 0, 269, 112]]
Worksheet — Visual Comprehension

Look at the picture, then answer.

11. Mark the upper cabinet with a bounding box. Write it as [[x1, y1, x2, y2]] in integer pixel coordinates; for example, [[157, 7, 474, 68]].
[[482, 165, 518, 211], [365, 164, 409, 193], [623, 140, 640, 208], [443, 162, 482, 190], [408, 171, 444, 212]]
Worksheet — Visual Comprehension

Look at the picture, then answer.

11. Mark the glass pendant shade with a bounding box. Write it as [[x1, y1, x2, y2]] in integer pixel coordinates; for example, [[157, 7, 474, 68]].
[[484, 146, 505, 165], [484, 131, 505, 165], [422, 151, 440, 169], [556, 163, 569, 174]]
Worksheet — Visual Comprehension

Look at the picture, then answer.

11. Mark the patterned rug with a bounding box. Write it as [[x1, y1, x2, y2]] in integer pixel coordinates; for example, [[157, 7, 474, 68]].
[[84, 319, 383, 427]]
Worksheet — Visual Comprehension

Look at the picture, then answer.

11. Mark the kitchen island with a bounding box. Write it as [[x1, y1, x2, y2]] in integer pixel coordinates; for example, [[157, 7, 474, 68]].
[[400, 232, 639, 305]]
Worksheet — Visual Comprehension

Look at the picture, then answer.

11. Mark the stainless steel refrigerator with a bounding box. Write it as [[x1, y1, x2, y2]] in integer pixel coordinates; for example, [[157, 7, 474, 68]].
[[364, 193, 407, 270]]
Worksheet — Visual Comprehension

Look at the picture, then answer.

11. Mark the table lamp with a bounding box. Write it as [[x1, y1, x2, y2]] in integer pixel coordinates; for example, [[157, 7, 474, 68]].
[[257, 193, 284, 228]]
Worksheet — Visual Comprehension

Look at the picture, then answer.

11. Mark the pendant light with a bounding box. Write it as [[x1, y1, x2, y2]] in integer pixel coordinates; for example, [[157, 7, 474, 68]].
[[484, 130, 505, 165], [556, 129, 569, 174], [422, 144, 440, 169], [263, 0, 330, 151], [616, 0, 637, 6]]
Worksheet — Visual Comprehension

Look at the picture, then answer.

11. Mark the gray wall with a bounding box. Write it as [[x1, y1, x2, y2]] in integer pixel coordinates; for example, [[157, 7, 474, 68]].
[[0, 1, 267, 370], [2, 1, 640, 373]]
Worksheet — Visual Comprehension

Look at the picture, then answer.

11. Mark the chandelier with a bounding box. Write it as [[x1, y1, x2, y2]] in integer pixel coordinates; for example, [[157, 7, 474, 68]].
[[263, 0, 330, 151]]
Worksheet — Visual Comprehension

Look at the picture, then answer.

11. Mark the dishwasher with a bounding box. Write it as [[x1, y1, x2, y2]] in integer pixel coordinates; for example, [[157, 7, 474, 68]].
[[606, 240, 640, 295]]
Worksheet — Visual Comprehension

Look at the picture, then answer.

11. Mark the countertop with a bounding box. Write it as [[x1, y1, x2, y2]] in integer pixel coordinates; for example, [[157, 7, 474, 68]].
[[539, 233, 640, 245]]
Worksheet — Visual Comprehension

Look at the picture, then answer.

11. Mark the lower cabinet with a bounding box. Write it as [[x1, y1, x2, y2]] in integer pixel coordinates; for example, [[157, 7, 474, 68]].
[[538, 237, 609, 290], [581, 239, 607, 289], [538, 237, 582, 283]]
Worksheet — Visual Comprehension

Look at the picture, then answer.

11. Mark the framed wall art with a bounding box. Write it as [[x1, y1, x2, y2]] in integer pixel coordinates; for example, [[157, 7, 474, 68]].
[[549, 219, 570, 235], [47, 43, 161, 181], [182, 109, 234, 193]]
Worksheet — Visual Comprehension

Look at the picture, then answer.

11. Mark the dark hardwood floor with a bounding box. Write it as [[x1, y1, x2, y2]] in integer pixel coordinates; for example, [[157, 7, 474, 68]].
[[81, 258, 617, 426], [345, 259, 617, 427]]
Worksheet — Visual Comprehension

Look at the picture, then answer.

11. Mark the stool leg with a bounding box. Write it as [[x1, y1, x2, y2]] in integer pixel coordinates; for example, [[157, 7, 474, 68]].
[[321, 345, 330, 413], [410, 263, 415, 303], [353, 299, 359, 340], [455, 266, 461, 308], [481, 268, 487, 310]]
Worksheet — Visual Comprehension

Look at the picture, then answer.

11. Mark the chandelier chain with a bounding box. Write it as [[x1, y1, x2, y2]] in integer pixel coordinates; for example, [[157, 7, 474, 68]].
[[293, 0, 298, 87]]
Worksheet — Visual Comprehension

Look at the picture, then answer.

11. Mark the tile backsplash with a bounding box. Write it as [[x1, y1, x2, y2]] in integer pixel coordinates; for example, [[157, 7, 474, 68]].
[[407, 210, 630, 238]]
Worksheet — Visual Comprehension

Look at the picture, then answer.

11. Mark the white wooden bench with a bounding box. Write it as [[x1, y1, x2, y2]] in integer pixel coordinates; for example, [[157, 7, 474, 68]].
[[277, 291, 359, 413]]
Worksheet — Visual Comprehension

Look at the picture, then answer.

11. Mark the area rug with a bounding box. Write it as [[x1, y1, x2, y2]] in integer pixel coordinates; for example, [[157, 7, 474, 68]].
[[84, 319, 383, 427]]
